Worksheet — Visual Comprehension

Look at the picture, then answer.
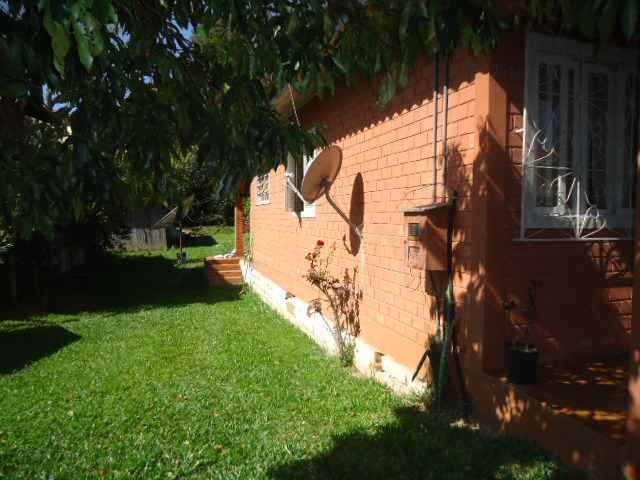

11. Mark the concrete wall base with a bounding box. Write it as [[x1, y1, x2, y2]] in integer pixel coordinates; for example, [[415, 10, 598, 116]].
[[241, 260, 426, 396]]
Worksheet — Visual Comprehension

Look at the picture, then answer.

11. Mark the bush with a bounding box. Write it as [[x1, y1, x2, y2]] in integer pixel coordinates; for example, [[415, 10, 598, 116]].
[[303, 241, 362, 367]]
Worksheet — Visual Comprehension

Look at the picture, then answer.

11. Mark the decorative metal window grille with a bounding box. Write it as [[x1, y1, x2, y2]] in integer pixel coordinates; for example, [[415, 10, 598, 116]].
[[256, 174, 270, 205], [521, 33, 638, 240]]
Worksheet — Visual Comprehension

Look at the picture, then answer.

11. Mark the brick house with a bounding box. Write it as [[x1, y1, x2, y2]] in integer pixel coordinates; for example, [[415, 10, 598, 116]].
[[240, 30, 640, 476]]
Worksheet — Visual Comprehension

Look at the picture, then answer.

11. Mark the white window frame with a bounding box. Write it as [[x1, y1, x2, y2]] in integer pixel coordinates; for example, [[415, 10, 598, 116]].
[[522, 32, 638, 234], [299, 151, 317, 218], [255, 173, 270, 205]]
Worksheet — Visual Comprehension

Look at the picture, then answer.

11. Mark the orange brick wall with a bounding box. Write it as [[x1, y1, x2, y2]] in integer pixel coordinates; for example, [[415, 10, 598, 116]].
[[250, 35, 634, 373], [495, 32, 633, 366], [250, 51, 480, 372]]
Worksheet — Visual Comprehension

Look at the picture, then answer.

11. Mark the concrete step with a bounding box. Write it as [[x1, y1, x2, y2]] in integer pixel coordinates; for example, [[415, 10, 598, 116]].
[[204, 256, 243, 287], [210, 262, 240, 271], [207, 271, 242, 281], [205, 265, 242, 276], [207, 273, 243, 286]]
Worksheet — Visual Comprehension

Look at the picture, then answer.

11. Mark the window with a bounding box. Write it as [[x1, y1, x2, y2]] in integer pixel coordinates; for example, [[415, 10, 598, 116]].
[[285, 152, 317, 218], [300, 153, 316, 218], [285, 154, 303, 213], [523, 33, 638, 235], [256, 174, 270, 205]]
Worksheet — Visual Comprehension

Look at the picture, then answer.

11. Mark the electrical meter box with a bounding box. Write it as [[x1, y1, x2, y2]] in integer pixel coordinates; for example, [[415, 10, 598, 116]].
[[402, 203, 451, 272]]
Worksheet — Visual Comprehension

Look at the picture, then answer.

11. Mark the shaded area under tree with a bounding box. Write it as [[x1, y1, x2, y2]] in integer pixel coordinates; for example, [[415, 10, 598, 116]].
[[268, 406, 576, 480]]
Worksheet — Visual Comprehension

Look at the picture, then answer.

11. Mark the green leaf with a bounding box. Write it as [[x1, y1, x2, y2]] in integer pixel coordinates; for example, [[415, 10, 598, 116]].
[[320, 64, 335, 95], [43, 7, 71, 74], [73, 20, 94, 71], [417, 1, 429, 19], [399, 0, 414, 40], [622, 0, 639, 40], [332, 56, 346, 75], [93, 0, 118, 24], [323, 11, 333, 37], [70, 1, 84, 22], [398, 61, 409, 89], [378, 72, 397, 109], [76, 12, 105, 58], [374, 52, 382, 73], [157, 56, 170, 82], [71, 195, 83, 220], [89, 27, 105, 57], [287, 12, 299, 37]]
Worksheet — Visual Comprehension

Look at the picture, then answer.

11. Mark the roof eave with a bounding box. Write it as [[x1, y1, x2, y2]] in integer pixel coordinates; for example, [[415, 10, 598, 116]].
[[272, 85, 316, 120]]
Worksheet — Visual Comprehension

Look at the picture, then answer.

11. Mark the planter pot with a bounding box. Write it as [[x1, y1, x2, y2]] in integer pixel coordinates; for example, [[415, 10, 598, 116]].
[[505, 342, 538, 385], [504, 341, 513, 372]]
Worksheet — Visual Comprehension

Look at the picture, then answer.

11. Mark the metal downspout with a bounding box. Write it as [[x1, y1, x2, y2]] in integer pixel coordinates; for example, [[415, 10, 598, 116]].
[[442, 56, 450, 202], [432, 55, 440, 203]]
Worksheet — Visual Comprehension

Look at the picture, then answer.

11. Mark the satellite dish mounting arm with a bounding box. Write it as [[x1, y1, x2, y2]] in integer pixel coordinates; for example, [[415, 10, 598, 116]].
[[322, 180, 363, 240], [285, 173, 307, 205]]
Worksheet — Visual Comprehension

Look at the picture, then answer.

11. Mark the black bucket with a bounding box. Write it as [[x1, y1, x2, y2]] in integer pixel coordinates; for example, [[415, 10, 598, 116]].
[[504, 341, 513, 372], [506, 343, 538, 385]]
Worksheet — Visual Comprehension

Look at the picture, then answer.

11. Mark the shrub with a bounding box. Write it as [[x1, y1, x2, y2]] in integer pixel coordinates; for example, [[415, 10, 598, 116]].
[[303, 241, 362, 367]]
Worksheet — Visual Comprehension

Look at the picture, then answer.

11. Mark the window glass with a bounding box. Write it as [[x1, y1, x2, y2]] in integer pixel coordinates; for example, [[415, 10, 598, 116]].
[[256, 174, 270, 205], [523, 34, 638, 234]]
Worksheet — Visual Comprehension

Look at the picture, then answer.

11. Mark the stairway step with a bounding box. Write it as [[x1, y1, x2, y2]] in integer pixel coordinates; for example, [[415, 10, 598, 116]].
[[207, 263, 240, 272], [207, 275, 243, 286], [207, 272, 242, 279]]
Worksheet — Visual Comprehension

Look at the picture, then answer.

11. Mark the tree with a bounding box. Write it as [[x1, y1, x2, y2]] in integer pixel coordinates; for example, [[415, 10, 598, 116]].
[[170, 148, 235, 226], [1, 0, 637, 246], [0, 0, 504, 240]]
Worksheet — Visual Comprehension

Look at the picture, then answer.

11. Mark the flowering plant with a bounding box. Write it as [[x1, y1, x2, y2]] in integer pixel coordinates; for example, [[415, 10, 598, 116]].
[[304, 241, 362, 366]]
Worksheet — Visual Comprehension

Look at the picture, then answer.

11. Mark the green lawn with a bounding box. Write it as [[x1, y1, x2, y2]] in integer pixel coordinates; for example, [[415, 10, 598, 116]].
[[0, 227, 570, 479]]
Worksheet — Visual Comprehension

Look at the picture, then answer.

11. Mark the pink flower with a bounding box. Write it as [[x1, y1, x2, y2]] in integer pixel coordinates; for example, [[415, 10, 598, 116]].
[[317, 240, 325, 247]]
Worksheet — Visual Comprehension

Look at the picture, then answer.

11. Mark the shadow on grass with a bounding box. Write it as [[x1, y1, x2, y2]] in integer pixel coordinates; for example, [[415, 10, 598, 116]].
[[0, 326, 81, 374], [0, 253, 242, 323], [268, 407, 573, 480], [184, 233, 218, 247]]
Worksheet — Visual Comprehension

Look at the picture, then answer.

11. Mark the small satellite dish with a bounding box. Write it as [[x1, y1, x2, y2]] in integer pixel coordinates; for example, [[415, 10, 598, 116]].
[[151, 207, 178, 230], [287, 145, 362, 239], [301, 146, 342, 203]]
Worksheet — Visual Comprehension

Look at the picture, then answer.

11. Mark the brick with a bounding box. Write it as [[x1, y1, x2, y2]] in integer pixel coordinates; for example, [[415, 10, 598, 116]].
[[249, 42, 633, 386]]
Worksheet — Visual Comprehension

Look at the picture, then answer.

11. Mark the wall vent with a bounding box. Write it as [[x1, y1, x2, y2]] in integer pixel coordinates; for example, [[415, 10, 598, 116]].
[[407, 223, 420, 238], [374, 352, 385, 372]]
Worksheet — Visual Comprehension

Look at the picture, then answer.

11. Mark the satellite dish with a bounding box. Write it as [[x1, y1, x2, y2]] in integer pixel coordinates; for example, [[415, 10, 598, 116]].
[[301, 146, 342, 202], [151, 207, 178, 229], [285, 145, 362, 239]]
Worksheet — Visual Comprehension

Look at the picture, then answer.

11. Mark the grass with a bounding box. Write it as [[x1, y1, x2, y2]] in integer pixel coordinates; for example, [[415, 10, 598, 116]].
[[0, 226, 571, 479]]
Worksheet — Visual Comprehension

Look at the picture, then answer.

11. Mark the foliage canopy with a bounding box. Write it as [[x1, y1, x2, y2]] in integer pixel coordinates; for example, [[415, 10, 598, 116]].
[[0, 0, 638, 245]]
